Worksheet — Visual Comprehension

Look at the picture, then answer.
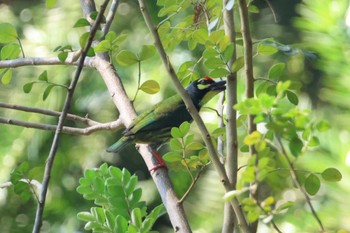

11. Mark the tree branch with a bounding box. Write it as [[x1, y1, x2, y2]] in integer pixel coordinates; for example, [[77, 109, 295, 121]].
[[222, 0, 239, 232], [102, 0, 119, 36], [138, 1, 250, 232], [0, 52, 91, 69], [237, 1, 258, 232], [32, 1, 109, 233], [0, 117, 122, 135], [0, 102, 99, 126]]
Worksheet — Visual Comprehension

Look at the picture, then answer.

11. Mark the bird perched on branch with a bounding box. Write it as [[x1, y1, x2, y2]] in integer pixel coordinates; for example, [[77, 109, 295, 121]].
[[106, 76, 226, 170]]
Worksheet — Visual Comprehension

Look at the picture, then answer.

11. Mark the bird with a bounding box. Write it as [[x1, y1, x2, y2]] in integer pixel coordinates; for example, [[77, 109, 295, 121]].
[[106, 76, 226, 169]]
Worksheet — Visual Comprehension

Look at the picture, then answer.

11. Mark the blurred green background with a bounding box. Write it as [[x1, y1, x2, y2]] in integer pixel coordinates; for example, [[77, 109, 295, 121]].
[[0, 0, 349, 232]]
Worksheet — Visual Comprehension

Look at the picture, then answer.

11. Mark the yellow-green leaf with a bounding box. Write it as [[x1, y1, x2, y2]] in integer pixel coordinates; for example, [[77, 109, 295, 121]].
[[244, 131, 261, 146], [0, 23, 18, 43], [116, 50, 138, 66], [231, 56, 244, 72], [321, 168, 342, 182], [140, 80, 160, 94]]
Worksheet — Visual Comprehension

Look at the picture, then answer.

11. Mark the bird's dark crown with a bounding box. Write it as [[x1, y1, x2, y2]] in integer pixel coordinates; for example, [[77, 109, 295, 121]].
[[186, 76, 226, 107]]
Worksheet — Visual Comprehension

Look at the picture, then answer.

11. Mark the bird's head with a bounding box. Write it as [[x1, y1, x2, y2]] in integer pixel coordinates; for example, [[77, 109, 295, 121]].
[[186, 76, 226, 107]]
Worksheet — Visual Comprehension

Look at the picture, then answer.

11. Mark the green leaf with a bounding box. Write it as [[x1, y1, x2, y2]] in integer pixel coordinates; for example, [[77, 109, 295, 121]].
[[139, 45, 156, 61], [171, 127, 182, 138], [186, 142, 203, 150], [1, 69, 12, 85], [79, 32, 90, 48], [115, 215, 128, 233], [38, 71, 48, 82], [94, 40, 111, 53], [289, 137, 303, 157], [77, 212, 96, 221], [268, 63, 285, 79], [276, 201, 294, 212], [46, 0, 57, 8], [131, 208, 142, 228], [304, 173, 320, 195], [140, 80, 160, 94], [1, 43, 21, 60], [231, 56, 244, 72], [170, 138, 182, 151], [204, 57, 224, 69], [163, 152, 182, 162], [308, 136, 319, 147], [321, 168, 342, 182], [248, 5, 259, 13], [247, 210, 259, 223], [257, 43, 278, 55], [116, 50, 138, 66], [209, 68, 229, 78], [23, 82, 34, 93], [0, 23, 18, 43], [73, 18, 91, 28], [58, 52, 68, 62], [179, 121, 190, 135], [286, 90, 299, 105], [192, 28, 208, 44], [43, 84, 56, 100], [244, 131, 261, 146], [316, 120, 330, 132], [276, 80, 291, 94]]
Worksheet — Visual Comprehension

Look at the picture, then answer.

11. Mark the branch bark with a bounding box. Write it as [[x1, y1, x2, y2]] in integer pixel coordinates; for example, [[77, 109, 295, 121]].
[[138, 1, 250, 232], [32, 1, 109, 233], [222, 0, 239, 232]]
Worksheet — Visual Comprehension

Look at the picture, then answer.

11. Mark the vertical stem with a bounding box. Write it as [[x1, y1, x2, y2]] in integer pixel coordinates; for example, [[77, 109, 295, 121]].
[[32, 1, 109, 233], [237, 0, 257, 232], [222, 0, 239, 232]]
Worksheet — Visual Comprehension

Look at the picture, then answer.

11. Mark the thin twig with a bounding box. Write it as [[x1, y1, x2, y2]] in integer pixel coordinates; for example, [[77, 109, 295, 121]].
[[102, 0, 119, 36], [0, 52, 91, 69], [138, 1, 250, 232], [0, 102, 99, 126], [32, 2, 110, 233], [275, 137, 324, 232], [237, 0, 258, 232], [0, 117, 122, 135], [178, 164, 207, 204]]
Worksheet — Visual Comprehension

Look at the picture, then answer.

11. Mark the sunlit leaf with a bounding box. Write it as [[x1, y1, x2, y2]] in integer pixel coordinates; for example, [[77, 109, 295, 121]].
[[94, 40, 111, 53], [316, 120, 330, 132], [1, 69, 12, 85], [116, 50, 138, 66], [244, 131, 261, 146], [139, 45, 156, 61], [163, 152, 182, 162], [1, 43, 21, 60], [140, 80, 160, 94], [257, 43, 278, 55], [192, 28, 208, 45], [46, 0, 57, 8], [0, 23, 18, 43], [231, 56, 244, 72]]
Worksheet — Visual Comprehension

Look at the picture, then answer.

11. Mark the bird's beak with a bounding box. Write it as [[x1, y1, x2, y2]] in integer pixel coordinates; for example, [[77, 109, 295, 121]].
[[210, 80, 226, 92]]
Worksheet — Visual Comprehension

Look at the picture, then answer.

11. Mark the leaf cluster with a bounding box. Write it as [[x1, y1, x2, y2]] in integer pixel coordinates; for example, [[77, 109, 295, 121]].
[[76, 163, 165, 233]]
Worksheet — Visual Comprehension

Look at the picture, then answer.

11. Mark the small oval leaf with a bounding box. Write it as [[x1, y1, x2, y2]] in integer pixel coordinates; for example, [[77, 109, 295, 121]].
[[0, 23, 18, 43], [304, 173, 320, 195], [23, 82, 34, 93], [286, 90, 299, 105], [140, 80, 160, 94], [139, 45, 156, 61], [73, 18, 91, 28], [116, 50, 138, 66], [321, 168, 342, 182]]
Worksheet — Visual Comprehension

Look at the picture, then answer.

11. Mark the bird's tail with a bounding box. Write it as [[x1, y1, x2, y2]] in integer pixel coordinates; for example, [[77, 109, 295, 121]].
[[106, 136, 132, 153]]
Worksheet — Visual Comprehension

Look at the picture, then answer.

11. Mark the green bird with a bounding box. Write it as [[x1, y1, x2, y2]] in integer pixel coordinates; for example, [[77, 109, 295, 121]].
[[106, 76, 226, 154]]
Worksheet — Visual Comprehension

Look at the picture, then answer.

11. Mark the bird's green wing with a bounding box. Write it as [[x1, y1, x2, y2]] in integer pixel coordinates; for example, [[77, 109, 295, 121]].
[[125, 95, 184, 135]]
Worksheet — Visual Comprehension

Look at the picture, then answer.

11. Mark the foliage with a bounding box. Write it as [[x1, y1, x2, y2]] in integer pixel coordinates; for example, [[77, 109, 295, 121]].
[[76, 163, 165, 233], [0, 0, 348, 233]]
